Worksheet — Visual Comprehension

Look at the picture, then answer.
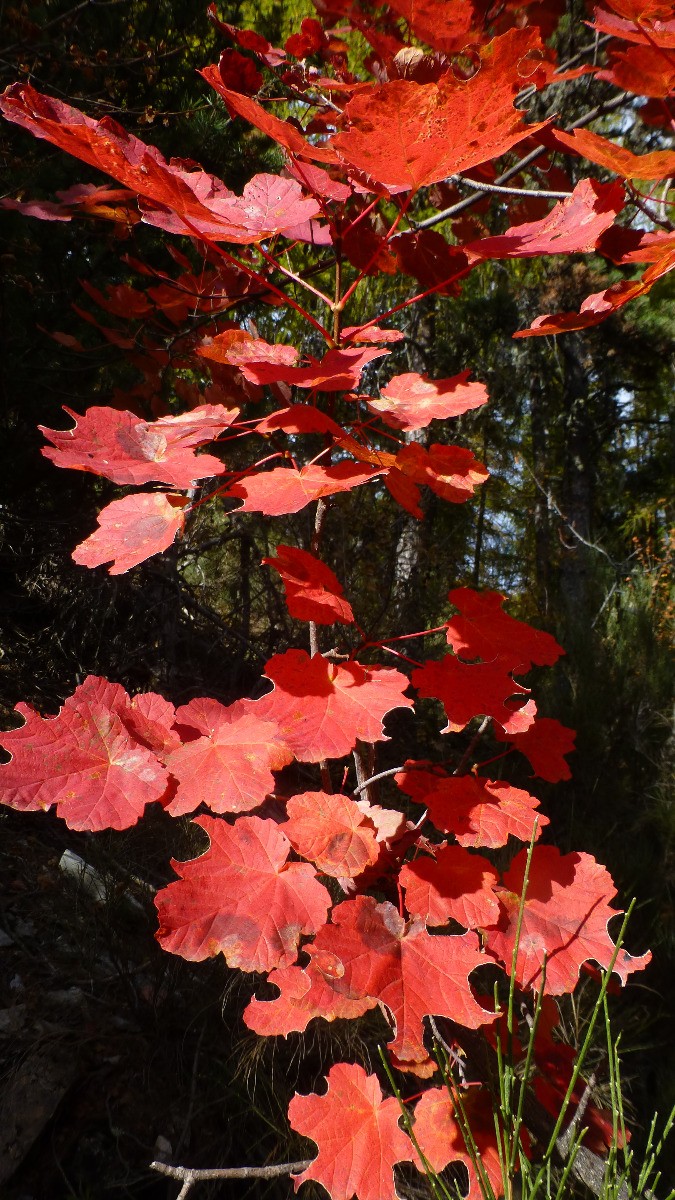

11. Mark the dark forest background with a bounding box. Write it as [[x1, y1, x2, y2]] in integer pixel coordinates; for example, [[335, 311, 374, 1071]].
[[0, 1, 673, 1197]]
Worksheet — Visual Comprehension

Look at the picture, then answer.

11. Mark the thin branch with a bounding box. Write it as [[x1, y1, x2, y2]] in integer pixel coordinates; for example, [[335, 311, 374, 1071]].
[[449, 175, 570, 200], [150, 1159, 311, 1200], [519, 458, 619, 566], [353, 765, 403, 795]]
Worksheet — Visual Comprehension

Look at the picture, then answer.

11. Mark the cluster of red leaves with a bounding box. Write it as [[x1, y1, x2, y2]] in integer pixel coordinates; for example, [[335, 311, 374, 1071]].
[[0, 0, 663, 1194]]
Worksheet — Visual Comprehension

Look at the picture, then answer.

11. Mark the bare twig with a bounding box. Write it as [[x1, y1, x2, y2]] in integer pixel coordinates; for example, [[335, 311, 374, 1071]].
[[150, 1159, 312, 1199], [352, 764, 404, 794], [450, 175, 570, 201]]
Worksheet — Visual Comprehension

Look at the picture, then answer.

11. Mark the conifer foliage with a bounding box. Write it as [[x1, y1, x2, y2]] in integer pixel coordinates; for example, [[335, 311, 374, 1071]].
[[1, 0, 670, 1194]]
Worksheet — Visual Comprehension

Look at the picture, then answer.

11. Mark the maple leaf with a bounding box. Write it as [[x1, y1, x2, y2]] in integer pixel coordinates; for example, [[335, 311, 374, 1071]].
[[392, 230, 471, 294], [466, 179, 625, 259], [282, 791, 380, 877], [255, 651, 412, 762], [386, 0, 476, 53], [40, 404, 236, 488], [200, 64, 338, 163], [228, 462, 379, 516], [589, 5, 675, 48], [553, 127, 675, 181], [244, 945, 377, 1036], [123, 692, 181, 756], [333, 29, 548, 190], [140, 172, 322, 241], [597, 43, 675, 98], [236, 346, 389, 390], [254, 406, 345, 438], [367, 371, 488, 432], [391, 442, 489, 509], [413, 1086, 505, 1200], [310, 895, 495, 1062], [412, 654, 534, 734], [413, 774, 548, 848], [341, 324, 405, 344], [514, 249, 675, 336], [0, 676, 168, 831], [444, 587, 564, 674], [161, 697, 292, 817], [288, 1063, 416, 1200], [263, 545, 355, 624], [0, 85, 320, 242], [72, 492, 189, 574], [400, 845, 501, 929], [252, 652, 410, 763], [494, 716, 576, 781], [484, 845, 652, 995], [197, 329, 299, 371], [155, 814, 331, 971]]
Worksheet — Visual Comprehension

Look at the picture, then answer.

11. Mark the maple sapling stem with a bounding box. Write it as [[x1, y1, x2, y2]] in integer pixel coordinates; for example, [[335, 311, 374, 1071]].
[[150, 1159, 312, 1197], [352, 765, 403, 795]]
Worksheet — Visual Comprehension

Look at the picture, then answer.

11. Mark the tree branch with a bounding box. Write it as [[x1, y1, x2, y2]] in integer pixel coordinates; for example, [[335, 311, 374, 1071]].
[[150, 1158, 312, 1199]]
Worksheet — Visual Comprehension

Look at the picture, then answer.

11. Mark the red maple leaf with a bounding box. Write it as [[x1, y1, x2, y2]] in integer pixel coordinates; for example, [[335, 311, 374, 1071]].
[[589, 4, 675, 47], [0, 676, 168, 831], [254, 406, 345, 438], [41, 404, 235, 488], [123, 691, 181, 756], [494, 716, 576, 781], [332, 29, 547, 190], [367, 371, 488, 432], [140, 172, 322, 241], [162, 697, 292, 817], [155, 814, 331, 971], [386, 0, 476, 53], [514, 250, 675, 336], [244, 945, 377, 1036], [236, 346, 389, 390], [341, 324, 405, 344], [0, 85, 320, 242], [288, 1063, 416, 1200], [263, 545, 355, 624], [255, 651, 413, 762], [310, 895, 495, 1063], [393, 442, 489, 503], [413, 1086, 505, 1200], [554, 127, 675, 180], [393, 230, 471, 293], [414, 774, 548, 848], [484, 845, 652, 995], [227, 462, 379, 516], [200, 65, 338, 163], [412, 655, 534, 734], [197, 329, 299, 371], [282, 791, 380, 877], [466, 179, 625, 260], [72, 492, 189, 574], [444, 587, 564, 674], [400, 845, 501, 929], [597, 43, 675, 99]]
